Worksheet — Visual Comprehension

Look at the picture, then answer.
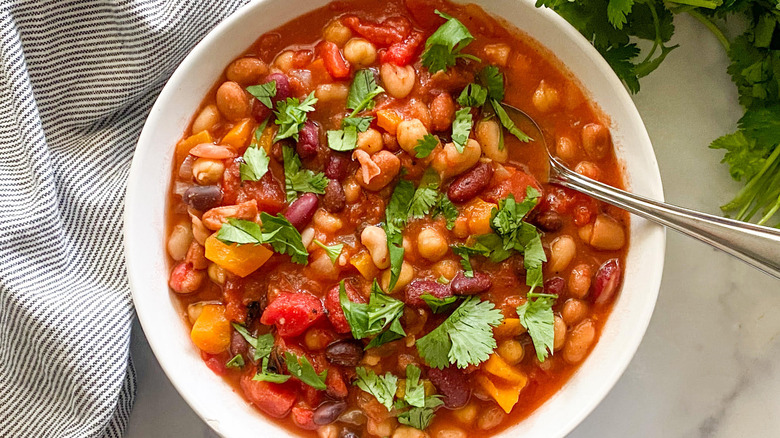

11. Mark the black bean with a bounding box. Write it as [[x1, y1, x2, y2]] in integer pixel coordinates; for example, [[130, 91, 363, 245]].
[[312, 401, 347, 425], [182, 185, 222, 211], [229, 329, 248, 358], [325, 340, 364, 367], [428, 366, 471, 408]]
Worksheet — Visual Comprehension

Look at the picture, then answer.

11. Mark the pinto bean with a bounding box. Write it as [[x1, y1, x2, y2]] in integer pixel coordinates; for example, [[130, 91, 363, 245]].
[[563, 319, 596, 364], [325, 152, 349, 180], [450, 271, 492, 295], [185, 241, 208, 270], [592, 258, 621, 305], [284, 193, 319, 230], [428, 366, 471, 409], [216, 81, 251, 121], [183, 185, 224, 211], [226, 57, 268, 85], [313, 401, 348, 425], [430, 93, 455, 132], [581, 123, 610, 160], [325, 340, 364, 367], [355, 150, 401, 191], [447, 162, 493, 203], [323, 179, 346, 213], [405, 279, 452, 307], [297, 120, 320, 159], [532, 210, 563, 232]]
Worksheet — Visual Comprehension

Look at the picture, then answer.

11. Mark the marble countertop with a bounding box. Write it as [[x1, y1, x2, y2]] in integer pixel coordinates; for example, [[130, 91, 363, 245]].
[[126, 15, 780, 438]]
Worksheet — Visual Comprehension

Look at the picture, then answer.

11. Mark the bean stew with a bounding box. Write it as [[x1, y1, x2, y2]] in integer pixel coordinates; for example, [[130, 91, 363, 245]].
[[166, 0, 629, 436]]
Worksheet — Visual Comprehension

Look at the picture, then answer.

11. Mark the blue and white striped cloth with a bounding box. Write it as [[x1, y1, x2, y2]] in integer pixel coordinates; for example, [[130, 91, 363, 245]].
[[0, 1, 245, 436]]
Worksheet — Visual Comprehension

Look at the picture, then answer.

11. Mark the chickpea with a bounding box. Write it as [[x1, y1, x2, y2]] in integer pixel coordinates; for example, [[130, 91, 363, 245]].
[[402, 235, 415, 257], [396, 119, 430, 155], [343, 38, 377, 68], [215, 81, 251, 121], [355, 150, 401, 191], [432, 259, 459, 280], [192, 158, 225, 185], [568, 263, 593, 298], [225, 57, 268, 85], [368, 418, 397, 437], [323, 20, 352, 46], [581, 123, 610, 160], [382, 261, 415, 293], [562, 299, 588, 325], [478, 405, 507, 430], [548, 235, 575, 273], [273, 50, 295, 72], [192, 104, 221, 135], [575, 161, 601, 181], [556, 136, 577, 162], [357, 128, 384, 154], [532, 80, 560, 113], [207, 262, 226, 285], [362, 225, 390, 269], [167, 223, 193, 261], [317, 424, 339, 438], [476, 119, 507, 163], [431, 139, 481, 179], [497, 339, 525, 365], [313, 209, 344, 233], [436, 428, 467, 438], [588, 214, 626, 250], [482, 43, 511, 66], [453, 403, 478, 425], [190, 214, 210, 245], [315, 83, 349, 103], [553, 315, 567, 351], [343, 177, 362, 203], [417, 228, 448, 261], [430, 93, 455, 132], [381, 63, 416, 99], [392, 426, 429, 438], [563, 319, 596, 364]]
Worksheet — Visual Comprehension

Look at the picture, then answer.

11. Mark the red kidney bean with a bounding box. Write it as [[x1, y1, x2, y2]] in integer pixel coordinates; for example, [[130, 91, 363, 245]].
[[312, 401, 347, 425], [251, 98, 271, 122], [325, 340, 364, 367], [592, 259, 621, 305], [405, 279, 452, 307], [297, 120, 320, 159], [229, 328, 249, 358], [544, 276, 566, 296], [265, 72, 291, 103], [323, 179, 346, 213], [284, 193, 318, 230], [182, 185, 222, 211], [427, 366, 471, 408], [450, 271, 492, 295], [324, 152, 349, 180], [532, 210, 563, 232], [447, 162, 494, 203]]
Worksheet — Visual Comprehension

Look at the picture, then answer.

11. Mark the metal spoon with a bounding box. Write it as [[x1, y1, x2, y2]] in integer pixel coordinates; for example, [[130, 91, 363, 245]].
[[502, 103, 780, 279]]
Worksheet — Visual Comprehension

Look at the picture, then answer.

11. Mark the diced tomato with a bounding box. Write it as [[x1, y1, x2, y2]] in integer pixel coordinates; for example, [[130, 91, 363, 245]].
[[404, 0, 447, 29], [223, 278, 247, 323], [236, 172, 286, 215], [341, 15, 410, 46], [260, 292, 325, 337], [291, 404, 318, 430], [380, 31, 425, 66], [318, 41, 351, 79], [324, 282, 365, 334], [201, 351, 228, 376], [482, 167, 543, 205], [572, 196, 597, 226], [326, 368, 349, 399], [240, 374, 297, 418], [300, 382, 323, 407], [221, 158, 242, 205]]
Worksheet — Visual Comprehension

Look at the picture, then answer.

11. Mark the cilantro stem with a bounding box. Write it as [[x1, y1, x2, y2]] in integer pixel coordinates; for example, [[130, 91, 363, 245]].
[[722, 146, 780, 218], [640, 0, 663, 64], [759, 194, 780, 225], [686, 9, 730, 52]]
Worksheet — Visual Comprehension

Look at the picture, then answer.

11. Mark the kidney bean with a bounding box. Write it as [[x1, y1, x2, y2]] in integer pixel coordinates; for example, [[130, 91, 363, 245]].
[[229, 329, 249, 358], [265, 72, 291, 103], [450, 271, 492, 295], [544, 276, 566, 296], [312, 401, 348, 425], [447, 162, 494, 203], [591, 258, 621, 305], [251, 99, 271, 122], [323, 179, 346, 213], [325, 152, 349, 180], [182, 185, 222, 211], [325, 340, 364, 367], [297, 120, 320, 159], [284, 193, 318, 230], [428, 366, 471, 408], [532, 210, 563, 232], [405, 279, 452, 307]]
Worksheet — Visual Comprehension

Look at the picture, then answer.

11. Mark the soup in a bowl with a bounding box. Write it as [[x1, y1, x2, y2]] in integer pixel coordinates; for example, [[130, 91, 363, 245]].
[[165, 0, 628, 436]]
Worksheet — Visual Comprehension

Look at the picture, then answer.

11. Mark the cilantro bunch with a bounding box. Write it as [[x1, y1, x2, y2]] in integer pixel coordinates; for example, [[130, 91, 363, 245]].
[[535, 0, 780, 226]]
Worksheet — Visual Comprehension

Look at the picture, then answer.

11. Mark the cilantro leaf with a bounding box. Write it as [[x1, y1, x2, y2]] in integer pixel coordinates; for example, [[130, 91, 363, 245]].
[[339, 280, 406, 345], [421, 294, 460, 314], [457, 83, 488, 107], [383, 180, 415, 291], [240, 145, 270, 182], [339, 281, 370, 339], [710, 130, 768, 182], [431, 195, 458, 230], [451, 107, 473, 153], [414, 134, 439, 158], [409, 186, 439, 219], [396, 396, 444, 430], [450, 245, 481, 277], [421, 10, 480, 73], [274, 92, 317, 142], [342, 116, 374, 131], [517, 292, 557, 361], [259, 212, 309, 264], [404, 364, 426, 408], [416, 296, 503, 369], [231, 323, 274, 361], [253, 357, 292, 383], [282, 145, 328, 201], [347, 69, 384, 116], [478, 66, 505, 101], [313, 239, 343, 264], [355, 367, 398, 410], [327, 125, 359, 151], [607, 0, 635, 29], [216, 218, 267, 245], [491, 189, 541, 236], [490, 100, 532, 142], [284, 352, 327, 390], [225, 354, 245, 369], [246, 81, 276, 109]]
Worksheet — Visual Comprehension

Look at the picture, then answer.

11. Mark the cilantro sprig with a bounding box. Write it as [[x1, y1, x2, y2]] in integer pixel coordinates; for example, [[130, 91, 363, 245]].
[[339, 280, 406, 348], [216, 214, 309, 264], [354, 367, 398, 410], [282, 145, 328, 202], [284, 352, 327, 390], [421, 11, 481, 73], [328, 69, 383, 151], [517, 292, 558, 362], [273, 92, 317, 142]]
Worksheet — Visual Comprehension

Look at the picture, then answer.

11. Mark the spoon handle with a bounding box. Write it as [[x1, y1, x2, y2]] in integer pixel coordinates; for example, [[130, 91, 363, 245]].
[[550, 158, 780, 279]]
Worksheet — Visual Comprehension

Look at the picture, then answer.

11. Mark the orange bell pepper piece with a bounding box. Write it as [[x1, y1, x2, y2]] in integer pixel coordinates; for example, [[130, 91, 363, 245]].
[[175, 130, 212, 164], [190, 304, 231, 354], [204, 234, 273, 277], [221, 118, 254, 150], [376, 109, 403, 135], [476, 372, 527, 414]]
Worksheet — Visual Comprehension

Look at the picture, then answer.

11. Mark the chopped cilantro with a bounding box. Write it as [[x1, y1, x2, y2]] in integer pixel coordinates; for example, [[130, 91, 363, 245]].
[[327, 116, 374, 151], [409, 185, 439, 219], [404, 364, 426, 408], [252, 357, 292, 383], [451, 107, 473, 153], [354, 367, 398, 410], [457, 83, 488, 107], [282, 145, 328, 201], [517, 292, 558, 361], [416, 296, 503, 369], [231, 323, 274, 361], [421, 10, 480, 73], [478, 65, 505, 101], [490, 100, 531, 143], [274, 92, 317, 142], [431, 195, 458, 230], [284, 352, 327, 390], [258, 212, 309, 264], [246, 81, 276, 109], [421, 294, 460, 314], [216, 218, 266, 246], [414, 133, 439, 158], [347, 69, 384, 116], [239, 145, 270, 182], [339, 280, 406, 347], [396, 396, 444, 430], [225, 354, 245, 369], [313, 239, 343, 264]]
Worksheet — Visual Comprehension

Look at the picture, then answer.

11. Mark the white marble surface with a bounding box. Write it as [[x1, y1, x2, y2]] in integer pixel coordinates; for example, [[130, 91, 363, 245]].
[[126, 15, 780, 438]]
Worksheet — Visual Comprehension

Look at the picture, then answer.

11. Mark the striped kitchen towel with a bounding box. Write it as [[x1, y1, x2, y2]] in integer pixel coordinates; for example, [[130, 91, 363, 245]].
[[0, 1, 245, 436]]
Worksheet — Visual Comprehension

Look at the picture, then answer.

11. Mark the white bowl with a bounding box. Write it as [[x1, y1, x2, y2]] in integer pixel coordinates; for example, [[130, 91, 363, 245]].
[[125, 0, 666, 436]]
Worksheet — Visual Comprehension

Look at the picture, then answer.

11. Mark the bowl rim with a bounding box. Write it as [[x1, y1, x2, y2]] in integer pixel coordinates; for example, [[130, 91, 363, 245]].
[[124, 0, 666, 436]]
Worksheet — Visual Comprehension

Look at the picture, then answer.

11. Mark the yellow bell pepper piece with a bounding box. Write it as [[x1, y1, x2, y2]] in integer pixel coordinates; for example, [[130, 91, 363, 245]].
[[350, 251, 379, 280], [204, 234, 272, 277], [176, 130, 212, 164], [483, 354, 528, 384], [190, 304, 231, 354], [493, 318, 527, 339], [476, 372, 527, 414], [221, 118, 254, 149]]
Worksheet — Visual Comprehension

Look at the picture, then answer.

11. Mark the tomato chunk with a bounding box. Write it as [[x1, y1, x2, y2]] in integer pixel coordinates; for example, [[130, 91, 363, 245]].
[[404, 0, 447, 29], [236, 172, 286, 215], [341, 15, 410, 46], [260, 292, 325, 337], [482, 167, 543, 205], [318, 41, 351, 79], [380, 31, 424, 66], [291, 405, 318, 430], [240, 375, 297, 418], [324, 282, 365, 334]]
